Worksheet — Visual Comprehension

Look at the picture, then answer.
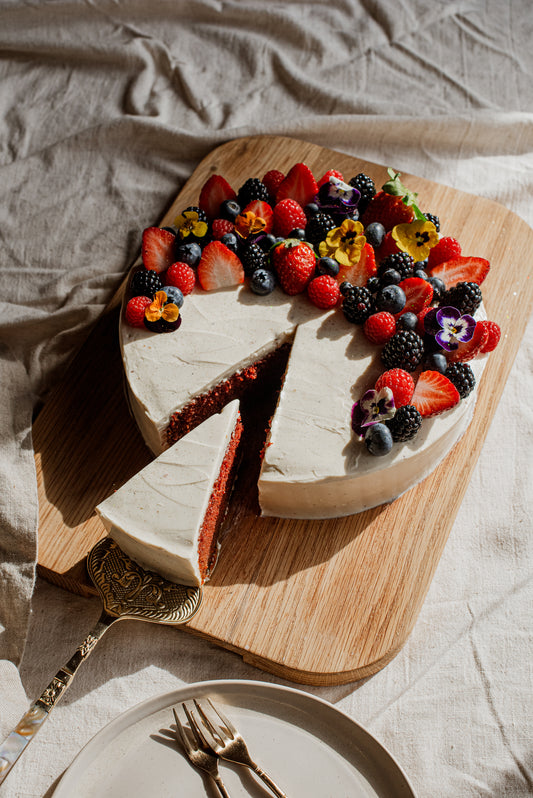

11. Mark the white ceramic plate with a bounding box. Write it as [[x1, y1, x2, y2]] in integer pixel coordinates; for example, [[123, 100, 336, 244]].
[[54, 680, 416, 797]]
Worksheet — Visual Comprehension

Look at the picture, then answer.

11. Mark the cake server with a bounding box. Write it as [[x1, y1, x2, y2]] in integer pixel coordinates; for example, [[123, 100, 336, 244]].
[[0, 536, 202, 786]]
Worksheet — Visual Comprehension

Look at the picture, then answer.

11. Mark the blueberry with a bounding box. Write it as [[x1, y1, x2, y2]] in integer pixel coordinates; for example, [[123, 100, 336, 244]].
[[414, 259, 428, 270], [175, 242, 202, 268], [220, 232, 239, 252], [289, 228, 306, 240], [257, 233, 277, 252], [316, 257, 340, 277], [414, 268, 428, 280], [380, 268, 402, 286], [219, 199, 241, 221], [375, 284, 406, 314], [427, 276, 445, 302], [366, 276, 381, 294], [304, 202, 320, 218], [250, 268, 276, 295], [397, 312, 418, 331], [423, 351, 448, 373], [364, 423, 393, 456], [364, 222, 386, 249], [162, 285, 184, 308]]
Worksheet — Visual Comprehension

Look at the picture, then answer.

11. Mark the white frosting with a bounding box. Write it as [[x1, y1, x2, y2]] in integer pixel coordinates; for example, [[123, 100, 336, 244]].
[[121, 279, 486, 520], [96, 400, 240, 586]]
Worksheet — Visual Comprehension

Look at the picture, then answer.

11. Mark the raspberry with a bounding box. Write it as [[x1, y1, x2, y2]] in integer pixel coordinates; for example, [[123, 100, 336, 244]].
[[307, 275, 341, 309], [262, 169, 285, 198], [363, 312, 396, 344], [386, 404, 422, 442], [317, 169, 344, 188], [125, 295, 152, 328], [478, 320, 501, 353], [273, 198, 308, 238], [427, 236, 462, 270], [381, 330, 425, 372], [166, 262, 196, 295], [211, 218, 234, 239], [375, 368, 415, 408]]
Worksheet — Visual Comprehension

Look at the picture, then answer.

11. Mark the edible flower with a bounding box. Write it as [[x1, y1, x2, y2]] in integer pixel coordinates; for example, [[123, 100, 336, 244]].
[[144, 291, 180, 324], [234, 210, 266, 238], [351, 387, 396, 438], [433, 306, 476, 351], [318, 219, 366, 267], [174, 209, 208, 240], [391, 219, 439, 261]]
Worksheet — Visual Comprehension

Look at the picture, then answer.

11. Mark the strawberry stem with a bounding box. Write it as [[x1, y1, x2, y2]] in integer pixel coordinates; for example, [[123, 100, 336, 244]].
[[383, 169, 427, 222]]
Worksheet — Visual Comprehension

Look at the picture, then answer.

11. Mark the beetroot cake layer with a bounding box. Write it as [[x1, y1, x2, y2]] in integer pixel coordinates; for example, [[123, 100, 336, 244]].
[[196, 415, 243, 583]]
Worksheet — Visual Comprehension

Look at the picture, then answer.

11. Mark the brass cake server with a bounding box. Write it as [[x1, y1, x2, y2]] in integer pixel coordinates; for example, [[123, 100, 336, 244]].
[[0, 536, 202, 786]]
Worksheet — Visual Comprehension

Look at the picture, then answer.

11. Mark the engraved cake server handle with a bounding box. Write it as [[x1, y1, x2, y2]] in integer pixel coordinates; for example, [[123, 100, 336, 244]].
[[0, 537, 202, 786]]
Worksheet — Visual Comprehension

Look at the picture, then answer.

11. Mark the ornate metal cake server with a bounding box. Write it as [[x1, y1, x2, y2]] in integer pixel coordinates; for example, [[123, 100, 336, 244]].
[[0, 536, 202, 786]]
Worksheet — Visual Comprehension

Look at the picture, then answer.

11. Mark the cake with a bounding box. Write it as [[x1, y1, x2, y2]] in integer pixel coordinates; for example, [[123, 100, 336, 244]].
[[96, 400, 242, 586], [120, 163, 501, 523]]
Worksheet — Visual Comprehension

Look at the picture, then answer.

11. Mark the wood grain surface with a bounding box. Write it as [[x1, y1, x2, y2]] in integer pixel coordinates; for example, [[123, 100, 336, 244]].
[[34, 135, 533, 685]]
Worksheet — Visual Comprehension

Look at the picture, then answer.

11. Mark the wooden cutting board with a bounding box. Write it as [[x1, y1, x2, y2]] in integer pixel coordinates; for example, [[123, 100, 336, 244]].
[[35, 135, 533, 686]]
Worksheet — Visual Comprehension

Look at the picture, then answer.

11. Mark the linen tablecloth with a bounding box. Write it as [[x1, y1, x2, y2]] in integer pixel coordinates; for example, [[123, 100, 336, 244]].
[[1, 2, 532, 795]]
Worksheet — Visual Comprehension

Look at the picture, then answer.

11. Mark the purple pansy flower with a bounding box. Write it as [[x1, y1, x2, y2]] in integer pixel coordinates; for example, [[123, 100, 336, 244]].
[[351, 387, 396, 438], [316, 177, 360, 219], [434, 306, 476, 351]]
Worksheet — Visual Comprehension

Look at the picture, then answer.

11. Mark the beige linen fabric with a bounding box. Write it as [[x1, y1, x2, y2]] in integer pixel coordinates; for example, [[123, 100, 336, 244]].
[[0, 1, 532, 796]]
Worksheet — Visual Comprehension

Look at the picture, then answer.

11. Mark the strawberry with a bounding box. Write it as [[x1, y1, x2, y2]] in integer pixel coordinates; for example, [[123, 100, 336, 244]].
[[166, 262, 196, 295], [262, 169, 285, 197], [276, 163, 318, 208], [198, 174, 236, 221], [411, 370, 460, 417], [446, 321, 489, 363], [396, 277, 433, 317], [141, 227, 176, 273], [478, 320, 501, 353], [415, 306, 436, 336], [375, 368, 415, 408], [125, 295, 152, 328], [374, 231, 400, 264], [272, 240, 316, 295], [337, 242, 377, 287], [211, 218, 235, 239], [242, 200, 274, 234], [426, 236, 462, 270], [197, 241, 244, 291], [363, 311, 396, 344], [361, 191, 415, 231], [427, 256, 490, 289], [317, 169, 344, 188], [307, 274, 341, 309], [273, 198, 308, 238]]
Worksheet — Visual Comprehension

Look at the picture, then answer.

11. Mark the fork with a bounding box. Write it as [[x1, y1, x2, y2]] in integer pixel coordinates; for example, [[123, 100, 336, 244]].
[[173, 705, 231, 797], [187, 698, 289, 798]]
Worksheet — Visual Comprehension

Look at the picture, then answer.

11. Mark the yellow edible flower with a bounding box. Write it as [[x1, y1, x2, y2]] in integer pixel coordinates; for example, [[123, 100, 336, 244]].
[[318, 219, 366, 267], [174, 209, 208, 240], [391, 219, 439, 261]]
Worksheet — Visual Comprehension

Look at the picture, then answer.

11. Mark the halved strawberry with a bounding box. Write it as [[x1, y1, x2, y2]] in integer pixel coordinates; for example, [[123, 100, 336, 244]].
[[396, 277, 433, 317], [411, 370, 460, 417], [317, 169, 344, 188], [197, 241, 244, 291], [337, 242, 377, 286], [198, 174, 236, 221], [446, 321, 489, 363], [427, 256, 490, 290], [276, 163, 318, 208], [141, 227, 176, 273], [242, 200, 274, 233]]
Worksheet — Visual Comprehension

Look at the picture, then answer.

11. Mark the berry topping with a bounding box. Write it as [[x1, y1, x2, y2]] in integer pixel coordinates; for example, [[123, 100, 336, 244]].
[[273, 198, 308, 238], [426, 236, 462, 270], [316, 257, 340, 277], [262, 169, 285, 198], [305, 211, 336, 246], [341, 284, 374, 324], [211, 218, 235, 240], [364, 221, 386, 249], [337, 241, 377, 287], [272, 240, 316, 295], [130, 268, 163, 298], [125, 295, 152, 328], [239, 200, 274, 235], [411, 370, 460, 417], [386, 404, 422, 442], [276, 163, 318, 208], [199, 174, 236, 221], [318, 169, 344, 187], [379, 251, 414, 281], [363, 312, 396, 344], [141, 227, 176, 273], [446, 321, 489, 362], [197, 241, 245, 291], [375, 368, 415, 408], [144, 290, 181, 334], [445, 362, 476, 399], [349, 173, 376, 213], [307, 274, 341, 309], [237, 177, 269, 208], [427, 255, 490, 289], [161, 285, 184, 308], [361, 190, 415, 231], [478, 320, 501, 353], [240, 240, 268, 276], [441, 281, 483, 315], [364, 423, 394, 456], [381, 330, 425, 372], [166, 262, 196, 295], [219, 199, 242, 222], [250, 268, 276, 296], [174, 242, 202, 267], [375, 284, 406, 315], [396, 276, 434, 316]]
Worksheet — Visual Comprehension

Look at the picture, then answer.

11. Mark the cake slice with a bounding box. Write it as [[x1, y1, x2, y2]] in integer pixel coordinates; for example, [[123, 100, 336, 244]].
[[96, 400, 242, 586]]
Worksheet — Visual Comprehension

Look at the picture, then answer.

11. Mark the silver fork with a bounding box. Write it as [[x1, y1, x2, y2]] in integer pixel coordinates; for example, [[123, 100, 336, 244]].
[[173, 705, 231, 798], [187, 698, 289, 798]]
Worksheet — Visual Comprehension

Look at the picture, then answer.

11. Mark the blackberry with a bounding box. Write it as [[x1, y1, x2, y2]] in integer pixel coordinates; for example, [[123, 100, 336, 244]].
[[441, 281, 482, 315], [306, 212, 336, 246], [182, 205, 208, 223], [382, 330, 425, 372], [424, 212, 440, 232], [342, 285, 374, 324], [237, 178, 269, 208], [130, 269, 163, 298], [445, 362, 476, 399], [240, 241, 268, 276], [349, 173, 376, 213], [379, 252, 414, 281], [386, 404, 422, 442], [144, 315, 182, 334]]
